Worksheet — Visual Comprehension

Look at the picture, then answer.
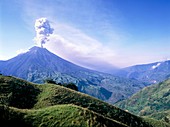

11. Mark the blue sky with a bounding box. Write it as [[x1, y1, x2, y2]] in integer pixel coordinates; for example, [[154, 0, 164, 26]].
[[0, 0, 170, 70]]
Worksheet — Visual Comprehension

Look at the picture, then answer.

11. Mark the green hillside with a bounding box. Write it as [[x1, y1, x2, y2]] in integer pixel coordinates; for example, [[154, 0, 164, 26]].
[[0, 104, 128, 127], [0, 75, 169, 127], [115, 78, 170, 124]]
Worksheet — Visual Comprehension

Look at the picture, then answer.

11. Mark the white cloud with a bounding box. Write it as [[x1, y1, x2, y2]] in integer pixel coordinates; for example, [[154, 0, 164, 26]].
[[43, 23, 117, 69], [10, 0, 170, 71], [16, 1, 126, 70]]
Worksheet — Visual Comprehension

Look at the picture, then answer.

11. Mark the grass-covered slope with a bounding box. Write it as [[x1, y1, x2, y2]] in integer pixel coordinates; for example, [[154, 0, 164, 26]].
[[0, 75, 169, 127], [0, 104, 127, 127], [115, 79, 170, 123], [0, 75, 40, 109]]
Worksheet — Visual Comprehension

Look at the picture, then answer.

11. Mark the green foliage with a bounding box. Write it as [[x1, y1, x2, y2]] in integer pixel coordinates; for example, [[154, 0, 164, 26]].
[[0, 104, 128, 127], [27, 104, 128, 127], [45, 79, 57, 84], [0, 75, 40, 109], [0, 75, 169, 127], [45, 79, 78, 91], [0, 105, 29, 127], [116, 78, 170, 124], [143, 117, 170, 127], [148, 110, 170, 124], [60, 83, 78, 91], [34, 84, 153, 127]]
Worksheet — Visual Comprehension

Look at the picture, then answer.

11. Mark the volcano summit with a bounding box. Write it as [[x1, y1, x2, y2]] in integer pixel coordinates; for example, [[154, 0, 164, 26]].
[[0, 46, 146, 103]]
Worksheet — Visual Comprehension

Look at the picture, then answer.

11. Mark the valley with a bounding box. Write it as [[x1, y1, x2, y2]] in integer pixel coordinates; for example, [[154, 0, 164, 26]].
[[0, 75, 169, 127]]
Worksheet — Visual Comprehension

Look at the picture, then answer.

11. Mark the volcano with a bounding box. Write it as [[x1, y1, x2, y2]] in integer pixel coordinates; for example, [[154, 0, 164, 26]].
[[0, 46, 146, 103], [0, 46, 91, 78]]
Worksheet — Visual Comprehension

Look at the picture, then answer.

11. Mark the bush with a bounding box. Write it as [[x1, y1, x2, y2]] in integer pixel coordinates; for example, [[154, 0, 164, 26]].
[[45, 79, 78, 91], [45, 79, 57, 84], [57, 83, 78, 91], [64, 83, 78, 91]]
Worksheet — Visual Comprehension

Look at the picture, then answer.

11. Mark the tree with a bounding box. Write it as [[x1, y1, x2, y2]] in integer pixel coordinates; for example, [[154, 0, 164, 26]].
[[45, 79, 56, 84], [64, 83, 78, 91]]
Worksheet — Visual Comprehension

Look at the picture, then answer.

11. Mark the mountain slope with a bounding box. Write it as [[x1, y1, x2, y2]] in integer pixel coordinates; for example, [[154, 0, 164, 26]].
[[0, 47, 89, 78], [1, 105, 128, 127], [0, 75, 169, 127], [0, 46, 146, 103], [115, 78, 170, 124], [115, 61, 170, 84]]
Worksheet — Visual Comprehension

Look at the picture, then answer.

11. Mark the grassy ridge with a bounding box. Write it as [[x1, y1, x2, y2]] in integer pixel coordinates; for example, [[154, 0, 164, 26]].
[[34, 84, 152, 127], [0, 104, 127, 127], [0, 75, 169, 127], [0, 75, 40, 109]]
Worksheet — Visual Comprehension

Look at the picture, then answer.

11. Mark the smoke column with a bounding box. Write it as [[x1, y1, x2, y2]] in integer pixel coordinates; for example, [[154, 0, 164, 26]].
[[34, 18, 54, 48]]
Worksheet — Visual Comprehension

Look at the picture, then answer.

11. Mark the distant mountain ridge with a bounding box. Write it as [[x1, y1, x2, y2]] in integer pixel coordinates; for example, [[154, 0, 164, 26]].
[[115, 60, 170, 84], [0, 46, 146, 103]]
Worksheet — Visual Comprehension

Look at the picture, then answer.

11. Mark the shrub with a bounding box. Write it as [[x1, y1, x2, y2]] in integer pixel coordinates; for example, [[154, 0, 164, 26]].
[[45, 79, 57, 84]]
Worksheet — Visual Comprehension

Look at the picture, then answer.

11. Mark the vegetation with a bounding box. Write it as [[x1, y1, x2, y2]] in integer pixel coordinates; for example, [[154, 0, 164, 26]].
[[45, 79, 78, 91], [0, 104, 128, 127], [45, 79, 57, 84], [0, 76, 40, 109], [115, 78, 170, 124], [0, 75, 169, 127]]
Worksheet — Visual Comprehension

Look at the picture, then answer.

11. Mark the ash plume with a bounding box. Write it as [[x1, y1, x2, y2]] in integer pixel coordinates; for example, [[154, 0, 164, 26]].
[[34, 18, 54, 48]]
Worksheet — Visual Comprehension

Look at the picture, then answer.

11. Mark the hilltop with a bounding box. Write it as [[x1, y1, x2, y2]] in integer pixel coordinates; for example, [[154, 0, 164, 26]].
[[0, 75, 169, 127]]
